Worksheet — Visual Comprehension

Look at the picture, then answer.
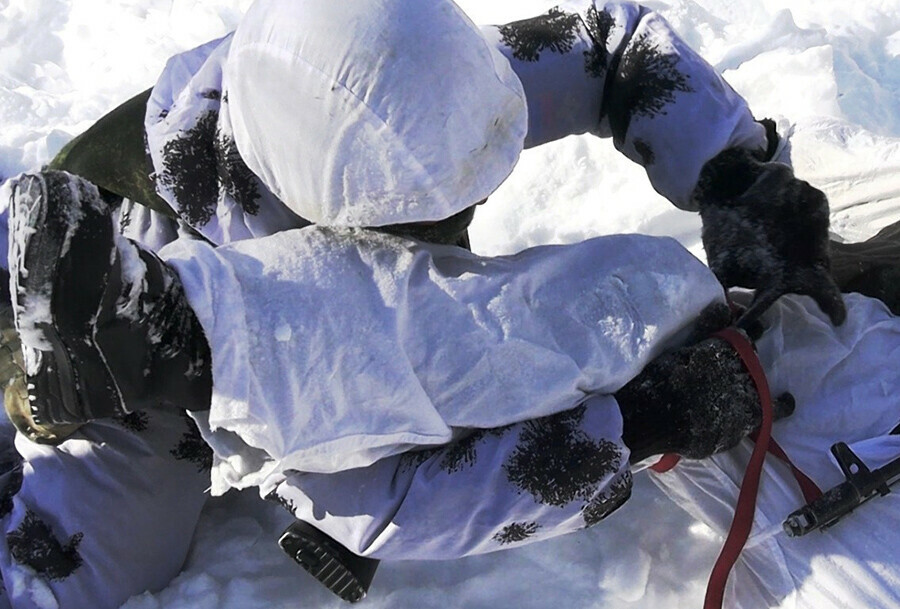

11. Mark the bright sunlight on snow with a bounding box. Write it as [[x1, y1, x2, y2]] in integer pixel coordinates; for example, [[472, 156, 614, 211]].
[[1, 0, 899, 607]]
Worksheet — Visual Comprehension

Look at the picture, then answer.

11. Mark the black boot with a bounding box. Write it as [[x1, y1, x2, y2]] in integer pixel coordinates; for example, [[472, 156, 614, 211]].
[[279, 521, 380, 603], [7, 170, 211, 433], [830, 220, 900, 316]]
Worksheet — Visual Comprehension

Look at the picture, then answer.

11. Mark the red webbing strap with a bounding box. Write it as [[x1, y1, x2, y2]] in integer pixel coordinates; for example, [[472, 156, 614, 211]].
[[701, 327, 774, 609], [649, 453, 681, 473], [649, 327, 824, 608], [763, 437, 823, 504]]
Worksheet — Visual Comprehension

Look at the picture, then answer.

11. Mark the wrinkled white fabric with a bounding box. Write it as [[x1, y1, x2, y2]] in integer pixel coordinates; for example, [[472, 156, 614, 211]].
[[226, 0, 527, 227], [161, 230, 724, 489], [0, 409, 210, 609], [650, 293, 900, 609]]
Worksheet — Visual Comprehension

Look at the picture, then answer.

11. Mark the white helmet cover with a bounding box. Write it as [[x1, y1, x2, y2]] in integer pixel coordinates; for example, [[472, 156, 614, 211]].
[[225, 0, 528, 227]]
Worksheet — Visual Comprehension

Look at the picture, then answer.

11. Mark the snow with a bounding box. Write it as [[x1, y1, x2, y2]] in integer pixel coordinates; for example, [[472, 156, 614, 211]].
[[0, 0, 898, 608], [114, 233, 150, 322]]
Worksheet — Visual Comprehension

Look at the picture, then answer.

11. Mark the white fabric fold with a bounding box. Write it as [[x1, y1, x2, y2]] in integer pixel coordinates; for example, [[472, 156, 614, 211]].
[[161, 230, 724, 488]]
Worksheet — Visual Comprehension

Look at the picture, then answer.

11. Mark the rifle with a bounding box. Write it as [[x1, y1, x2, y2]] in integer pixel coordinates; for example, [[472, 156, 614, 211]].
[[783, 442, 900, 537]]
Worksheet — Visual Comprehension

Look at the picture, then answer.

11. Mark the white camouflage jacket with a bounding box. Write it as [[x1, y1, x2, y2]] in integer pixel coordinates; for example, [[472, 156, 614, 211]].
[[140, 1, 770, 245]]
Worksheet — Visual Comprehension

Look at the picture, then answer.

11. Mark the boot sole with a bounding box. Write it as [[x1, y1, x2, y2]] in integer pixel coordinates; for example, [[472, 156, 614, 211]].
[[279, 521, 379, 603], [10, 172, 124, 424]]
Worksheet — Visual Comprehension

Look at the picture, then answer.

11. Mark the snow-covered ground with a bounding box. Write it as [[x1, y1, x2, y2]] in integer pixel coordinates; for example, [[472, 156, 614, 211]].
[[1, 0, 899, 607]]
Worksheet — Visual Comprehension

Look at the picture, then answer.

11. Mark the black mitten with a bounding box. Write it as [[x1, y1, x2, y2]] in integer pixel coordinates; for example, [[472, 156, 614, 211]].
[[694, 148, 846, 328], [616, 335, 794, 462]]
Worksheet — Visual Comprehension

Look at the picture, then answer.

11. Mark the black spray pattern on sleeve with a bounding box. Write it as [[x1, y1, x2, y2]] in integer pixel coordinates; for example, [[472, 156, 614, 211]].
[[159, 110, 220, 227], [498, 7, 581, 62], [398, 448, 437, 473], [493, 521, 541, 545], [170, 413, 214, 473], [606, 34, 694, 145], [583, 5, 616, 77], [503, 406, 623, 507], [158, 94, 262, 228], [436, 427, 513, 473], [582, 470, 632, 527], [398, 426, 513, 475], [7, 510, 83, 581], [117, 410, 150, 434], [215, 132, 261, 216]]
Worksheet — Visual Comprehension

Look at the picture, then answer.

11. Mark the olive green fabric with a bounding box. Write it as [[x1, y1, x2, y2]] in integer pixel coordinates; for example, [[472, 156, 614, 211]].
[[49, 88, 177, 218]]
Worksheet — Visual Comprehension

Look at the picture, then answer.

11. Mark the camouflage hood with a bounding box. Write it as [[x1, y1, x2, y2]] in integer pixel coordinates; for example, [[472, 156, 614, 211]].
[[224, 0, 527, 227]]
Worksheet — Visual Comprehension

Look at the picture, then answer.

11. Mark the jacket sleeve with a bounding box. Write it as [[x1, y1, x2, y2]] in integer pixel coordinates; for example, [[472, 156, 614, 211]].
[[481, 1, 769, 210], [270, 395, 633, 560]]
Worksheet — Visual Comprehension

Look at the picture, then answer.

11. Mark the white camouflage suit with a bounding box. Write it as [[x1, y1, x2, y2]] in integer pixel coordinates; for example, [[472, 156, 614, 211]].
[[0, 0, 779, 606]]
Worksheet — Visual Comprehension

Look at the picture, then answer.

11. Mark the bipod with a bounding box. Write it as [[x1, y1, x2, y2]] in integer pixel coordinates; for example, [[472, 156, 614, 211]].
[[783, 441, 900, 537]]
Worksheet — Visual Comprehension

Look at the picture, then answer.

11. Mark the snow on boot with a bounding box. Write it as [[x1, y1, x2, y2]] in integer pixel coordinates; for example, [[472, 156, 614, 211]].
[[7, 170, 211, 429], [616, 333, 795, 462]]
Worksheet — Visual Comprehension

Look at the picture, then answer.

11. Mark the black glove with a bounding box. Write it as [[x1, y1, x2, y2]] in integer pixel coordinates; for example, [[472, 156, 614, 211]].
[[616, 333, 794, 462], [694, 148, 846, 328]]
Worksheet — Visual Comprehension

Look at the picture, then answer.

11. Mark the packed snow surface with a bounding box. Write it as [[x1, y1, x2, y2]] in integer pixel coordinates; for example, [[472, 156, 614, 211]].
[[1, 0, 899, 607]]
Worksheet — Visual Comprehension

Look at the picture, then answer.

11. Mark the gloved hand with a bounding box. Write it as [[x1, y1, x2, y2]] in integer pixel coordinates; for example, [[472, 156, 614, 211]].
[[616, 332, 795, 462], [693, 147, 846, 328]]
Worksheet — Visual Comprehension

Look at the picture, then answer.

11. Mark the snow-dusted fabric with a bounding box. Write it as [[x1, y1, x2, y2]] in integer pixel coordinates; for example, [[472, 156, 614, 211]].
[[271, 395, 633, 559], [160, 230, 725, 489], [226, 0, 527, 227], [650, 293, 900, 608], [144, 0, 767, 245], [0, 409, 209, 609], [145, 34, 311, 245], [483, 1, 768, 208]]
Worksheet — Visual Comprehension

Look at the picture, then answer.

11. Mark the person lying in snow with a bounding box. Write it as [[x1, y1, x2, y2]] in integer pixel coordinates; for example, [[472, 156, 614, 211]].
[[45, 0, 847, 329], [1, 0, 896, 607]]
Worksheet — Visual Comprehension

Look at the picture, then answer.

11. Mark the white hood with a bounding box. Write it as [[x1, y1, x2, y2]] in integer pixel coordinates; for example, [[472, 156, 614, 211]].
[[225, 0, 528, 227]]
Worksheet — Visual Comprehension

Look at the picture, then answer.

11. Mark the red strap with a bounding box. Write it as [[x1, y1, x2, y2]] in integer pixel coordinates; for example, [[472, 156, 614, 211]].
[[701, 328, 775, 609], [648, 328, 823, 608], [649, 453, 681, 474], [764, 437, 823, 504]]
